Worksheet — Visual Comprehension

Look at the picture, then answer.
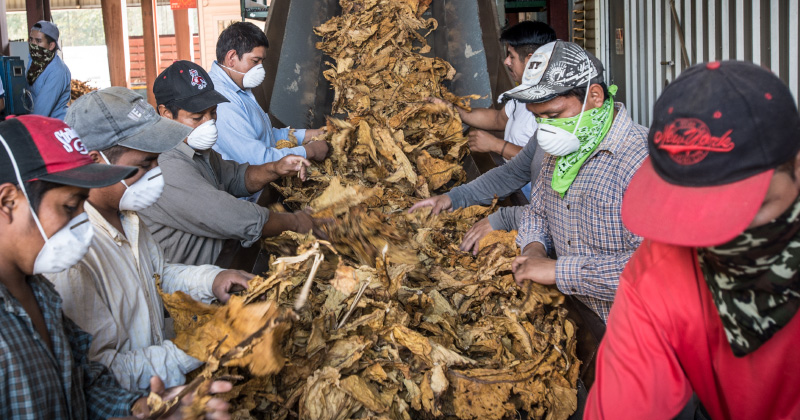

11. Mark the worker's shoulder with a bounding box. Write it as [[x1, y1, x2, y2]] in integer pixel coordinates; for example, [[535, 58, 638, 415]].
[[622, 239, 696, 289]]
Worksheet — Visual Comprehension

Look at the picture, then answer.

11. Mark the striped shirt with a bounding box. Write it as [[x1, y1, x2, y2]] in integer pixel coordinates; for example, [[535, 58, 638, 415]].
[[0, 275, 144, 419], [516, 103, 649, 322]]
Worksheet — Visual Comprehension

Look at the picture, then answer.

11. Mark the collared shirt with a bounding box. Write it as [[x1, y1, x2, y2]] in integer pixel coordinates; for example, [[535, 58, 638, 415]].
[[586, 240, 800, 419], [27, 54, 71, 120], [47, 203, 224, 391], [139, 142, 271, 266], [208, 61, 307, 165], [503, 98, 538, 148], [0, 275, 144, 419], [516, 103, 648, 322]]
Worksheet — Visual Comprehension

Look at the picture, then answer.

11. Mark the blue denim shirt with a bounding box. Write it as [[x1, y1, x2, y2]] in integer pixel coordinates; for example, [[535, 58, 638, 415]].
[[208, 61, 307, 165], [27, 54, 71, 120]]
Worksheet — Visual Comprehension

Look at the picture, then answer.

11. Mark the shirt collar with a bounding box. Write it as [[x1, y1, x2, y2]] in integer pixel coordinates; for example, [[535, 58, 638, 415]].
[[0, 275, 60, 316], [84, 201, 138, 246], [175, 141, 198, 159], [210, 61, 245, 94], [593, 102, 633, 156]]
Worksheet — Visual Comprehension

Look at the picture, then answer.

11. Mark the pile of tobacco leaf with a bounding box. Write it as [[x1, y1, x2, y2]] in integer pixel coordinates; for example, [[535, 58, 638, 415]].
[[159, 0, 579, 419]]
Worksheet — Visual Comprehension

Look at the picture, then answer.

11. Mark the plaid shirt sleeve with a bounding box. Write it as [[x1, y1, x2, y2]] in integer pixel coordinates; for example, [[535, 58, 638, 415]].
[[553, 137, 647, 304], [63, 315, 146, 420], [516, 156, 555, 254]]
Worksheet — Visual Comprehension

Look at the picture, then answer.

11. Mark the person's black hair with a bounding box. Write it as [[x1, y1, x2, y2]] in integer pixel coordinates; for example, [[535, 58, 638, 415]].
[[558, 81, 611, 103], [499, 21, 557, 58], [22, 180, 62, 214], [32, 23, 58, 50], [215, 22, 269, 64], [100, 145, 130, 164], [161, 101, 182, 119]]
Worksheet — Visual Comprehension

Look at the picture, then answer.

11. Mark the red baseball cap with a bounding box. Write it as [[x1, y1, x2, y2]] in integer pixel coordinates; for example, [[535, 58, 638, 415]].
[[622, 61, 800, 247], [0, 115, 137, 188]]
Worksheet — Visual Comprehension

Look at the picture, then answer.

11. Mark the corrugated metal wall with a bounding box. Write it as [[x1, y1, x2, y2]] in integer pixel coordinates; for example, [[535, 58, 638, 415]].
[[595, 0, 800, 126]]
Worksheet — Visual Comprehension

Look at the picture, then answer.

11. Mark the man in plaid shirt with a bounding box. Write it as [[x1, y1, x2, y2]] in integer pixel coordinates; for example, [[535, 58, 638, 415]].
[[507, 41, 648, 323], [0, 115, 231, 419]]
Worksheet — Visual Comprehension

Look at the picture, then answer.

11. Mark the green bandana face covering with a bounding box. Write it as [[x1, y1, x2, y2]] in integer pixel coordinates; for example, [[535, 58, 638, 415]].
[[698, 196, 800, 357], [536, 84, 618, 197], [27, 43, 56, 85]]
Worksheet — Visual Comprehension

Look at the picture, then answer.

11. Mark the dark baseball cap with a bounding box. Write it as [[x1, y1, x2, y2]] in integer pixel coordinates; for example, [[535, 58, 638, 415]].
[[0, 115, 137, 188], [622, 61, 800, 247], [65, 87, 192, 154], [500, 40, 605, 104], [153, 61, 229, 113], [32, 20, 60, 48]]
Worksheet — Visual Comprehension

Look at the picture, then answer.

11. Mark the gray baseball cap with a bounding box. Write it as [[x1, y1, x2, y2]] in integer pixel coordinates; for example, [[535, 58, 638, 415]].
[[65, 87, 192, 153], [499, 40, 605, 104], [32, 21, 60, 45]]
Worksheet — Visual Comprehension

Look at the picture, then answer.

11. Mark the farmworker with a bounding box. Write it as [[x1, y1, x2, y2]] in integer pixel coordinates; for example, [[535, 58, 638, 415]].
[[46, 87, 254, 391], [209, 22, 329, 165], [140, 60, 326, 266], [586, 61, 800, 419], [414, 41, 648, 323], [0, 115, 231, 419], [27, 21, 71, 120], [431, 20, 556, 199]]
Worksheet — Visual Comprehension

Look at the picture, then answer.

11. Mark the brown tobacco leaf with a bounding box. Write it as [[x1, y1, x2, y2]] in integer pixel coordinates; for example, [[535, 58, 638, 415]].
[[165, 0, 580, 418]]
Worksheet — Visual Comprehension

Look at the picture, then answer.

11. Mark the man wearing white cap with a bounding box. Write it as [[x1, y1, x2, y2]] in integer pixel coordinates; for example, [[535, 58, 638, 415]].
[[411, 41, 649, 323], [27, 20, 71, 120]]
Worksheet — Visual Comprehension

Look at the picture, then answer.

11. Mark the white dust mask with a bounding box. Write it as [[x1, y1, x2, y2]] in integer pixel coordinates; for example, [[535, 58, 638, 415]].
[[536, 77, 592, 157], [187, 119, 218, 150], [222, 63, 265, 88], [0, 135, 94, 274], [100, 152, 164, 211]]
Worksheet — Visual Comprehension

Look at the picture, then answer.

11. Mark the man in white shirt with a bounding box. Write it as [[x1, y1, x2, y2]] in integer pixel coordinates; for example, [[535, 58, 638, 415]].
[[47, 87, 254, 391]]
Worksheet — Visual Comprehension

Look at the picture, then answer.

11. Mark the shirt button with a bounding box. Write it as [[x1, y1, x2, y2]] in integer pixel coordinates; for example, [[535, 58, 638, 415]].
[[567, 204, 571, 210], [571, 288, 577, 292], [567, 240, 571, 246]]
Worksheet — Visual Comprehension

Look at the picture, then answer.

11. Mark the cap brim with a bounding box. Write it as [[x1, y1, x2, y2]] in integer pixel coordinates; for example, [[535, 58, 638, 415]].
[[622, 157, 774, 248], [39, 163, 138, 188], [118, 117, 192, 153], [174, 89, 230, 114], [502, 83, 574, 104]]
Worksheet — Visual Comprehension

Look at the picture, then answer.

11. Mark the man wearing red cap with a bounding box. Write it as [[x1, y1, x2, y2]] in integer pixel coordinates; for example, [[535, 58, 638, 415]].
[[0, 115, 230, 419], [586, 61, 800, 419]]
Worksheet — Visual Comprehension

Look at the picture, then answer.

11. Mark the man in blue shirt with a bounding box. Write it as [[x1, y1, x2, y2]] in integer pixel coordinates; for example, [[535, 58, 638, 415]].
[[209, 22, 329, 165], [27, 21, 71, 120]]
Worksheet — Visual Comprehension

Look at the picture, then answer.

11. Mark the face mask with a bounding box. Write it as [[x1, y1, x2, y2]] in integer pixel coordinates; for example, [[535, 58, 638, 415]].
[[535, 78, 592, 157], [100, 152, 164, 211], [222, 63, 265, 88], [187, 119, 218, 150], [0, 135, 94, 274]]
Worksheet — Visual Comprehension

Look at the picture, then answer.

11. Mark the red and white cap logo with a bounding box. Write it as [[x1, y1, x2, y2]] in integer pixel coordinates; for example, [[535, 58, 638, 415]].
[[653, 118, 734, 165]]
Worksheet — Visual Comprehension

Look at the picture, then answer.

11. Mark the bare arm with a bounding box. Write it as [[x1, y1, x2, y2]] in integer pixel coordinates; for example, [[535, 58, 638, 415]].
[[244, 155, 310, 193], [429, 97, 509, 131]]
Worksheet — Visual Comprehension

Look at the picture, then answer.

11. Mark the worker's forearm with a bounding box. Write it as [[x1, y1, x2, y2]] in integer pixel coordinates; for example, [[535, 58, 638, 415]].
[[244, 162, 280, 194], [0, 98, 5, 113], [261, 212, 298, 237], [460, 107, 508, 131], [522, 242, 549, 258]]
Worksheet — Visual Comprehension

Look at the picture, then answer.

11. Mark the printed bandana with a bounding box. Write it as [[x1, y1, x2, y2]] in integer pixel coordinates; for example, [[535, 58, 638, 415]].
[[698, 196, 800, 357], [536, 85, 618, 197], [27, 44, 55, 85]]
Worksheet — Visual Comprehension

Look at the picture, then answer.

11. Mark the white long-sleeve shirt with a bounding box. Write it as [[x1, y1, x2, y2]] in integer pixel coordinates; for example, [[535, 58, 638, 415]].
[[47, 202, 224, 390]]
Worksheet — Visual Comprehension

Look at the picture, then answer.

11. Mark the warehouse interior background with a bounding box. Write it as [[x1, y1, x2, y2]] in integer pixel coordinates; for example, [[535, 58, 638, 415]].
[[1, 0, 798, 126]]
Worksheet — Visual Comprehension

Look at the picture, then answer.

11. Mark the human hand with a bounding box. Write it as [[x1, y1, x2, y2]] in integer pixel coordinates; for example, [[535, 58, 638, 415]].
[[212, 270, 254, 303], [292, 209, 331, 240], [459, 218, 495, 255], [303, 140, 330, 161], [468, 129, 503, 154], [304, 127, 327, 141], [426, 96, 451, 108], [128, 376, 233, 419], [511, 255, 557, 287], [274, 155, 311, 181], [407, 194, 453, 215]]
